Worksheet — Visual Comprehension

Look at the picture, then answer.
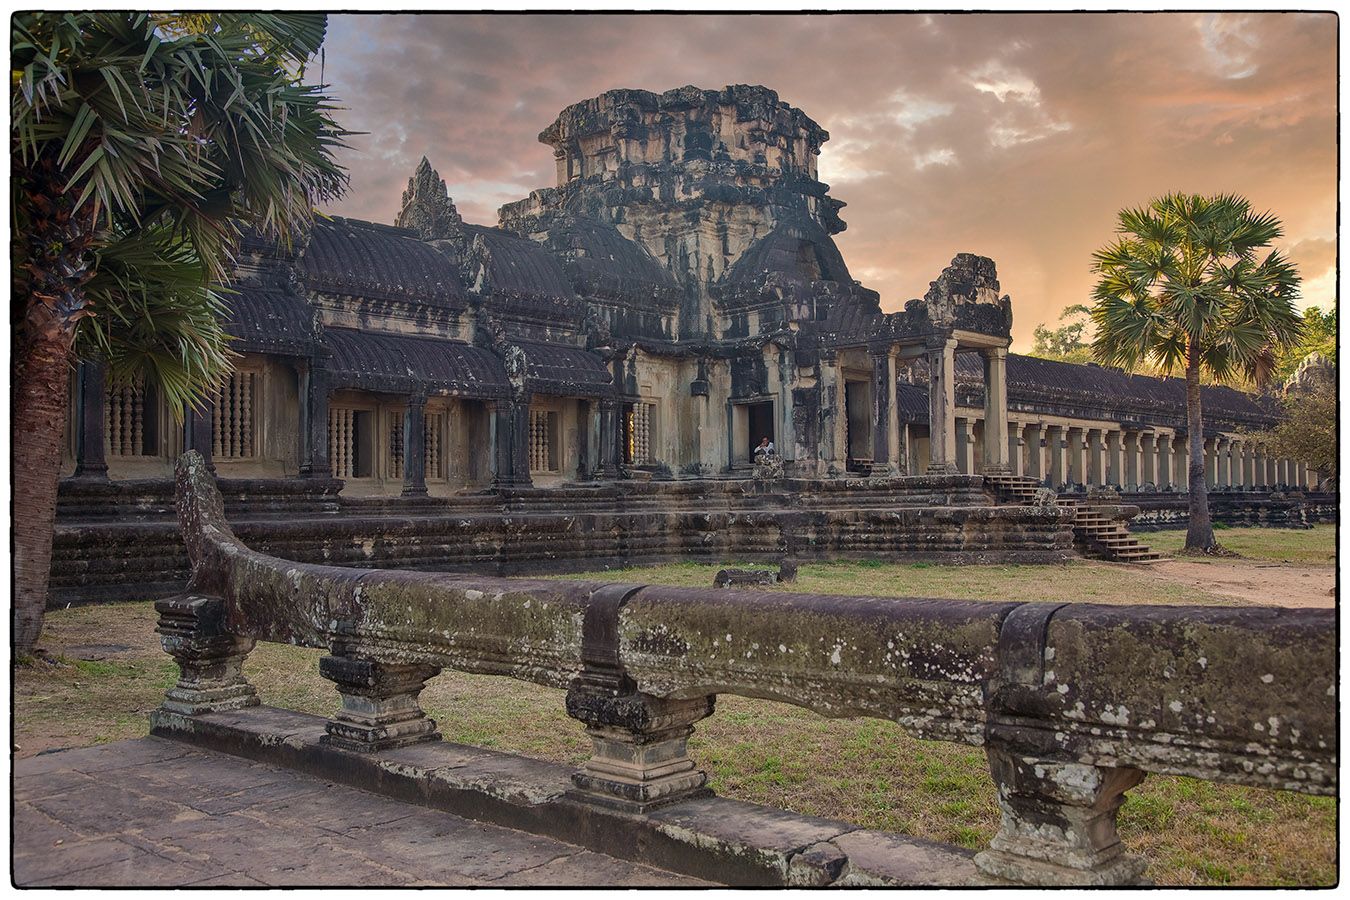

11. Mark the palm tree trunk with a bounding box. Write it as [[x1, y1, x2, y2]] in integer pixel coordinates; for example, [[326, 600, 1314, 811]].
[[13, 324, 76, 653], [13, 155, 95, 654], [1184, 349, 1217, 551]]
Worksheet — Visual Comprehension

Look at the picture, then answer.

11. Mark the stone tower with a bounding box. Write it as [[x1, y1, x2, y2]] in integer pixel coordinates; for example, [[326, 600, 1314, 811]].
[[498, 85, 856, 338], [395, 156, 463, 241]]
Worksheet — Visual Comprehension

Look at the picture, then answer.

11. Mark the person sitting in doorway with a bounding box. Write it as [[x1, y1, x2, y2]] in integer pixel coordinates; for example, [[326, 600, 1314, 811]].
[[754, 436, 776, 460]]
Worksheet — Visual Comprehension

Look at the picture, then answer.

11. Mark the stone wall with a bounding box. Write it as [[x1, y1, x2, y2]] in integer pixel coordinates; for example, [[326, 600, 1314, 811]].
[[1126, 490, 1337, 531]]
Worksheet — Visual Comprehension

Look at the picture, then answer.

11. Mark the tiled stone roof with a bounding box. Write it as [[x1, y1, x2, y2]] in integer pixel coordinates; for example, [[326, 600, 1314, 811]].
[[298, 217, 467, 307], [323, 328, 508, 398], [518, 341, 614, 398]]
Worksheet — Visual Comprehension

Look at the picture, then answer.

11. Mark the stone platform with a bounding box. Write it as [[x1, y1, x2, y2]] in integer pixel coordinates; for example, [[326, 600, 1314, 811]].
[[136, 705, 981, 887], [13, 737, 711, 887]]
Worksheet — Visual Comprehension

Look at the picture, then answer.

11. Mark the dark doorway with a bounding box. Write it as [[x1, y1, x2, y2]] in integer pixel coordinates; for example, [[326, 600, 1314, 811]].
[[746, 402, 775, 459], [844, 380, 873, 471]]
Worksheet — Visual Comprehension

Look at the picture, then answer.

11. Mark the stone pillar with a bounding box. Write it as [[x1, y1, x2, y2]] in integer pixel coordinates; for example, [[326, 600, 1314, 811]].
[[1155, 433, 1172, 490], [1087, 429, 1107, 488], [154, 595, 258, 715], [1105, 431, 1123, 489], [1045, 425, 1066, 489], [1252, 449, 1267, 488], [1278, 458, 1291, 488], [870, 347, 896, 475], [490, 399, 532, 489], [182, 396, 216, 474], [1008, 425, 1025, 478], [402, 395, 427, 497], [1122, 432, 1140, 491], [1229, 442, 1243, 489], [926, 337, 958, 474], [1221, 438, 1235, 488], [319, 652, 441, 753], [974, 747, 1146, 886], [566, 687, 716, 814], [1025, 423, 1045, 483], [1066, 427, 1085, 489], [1138, 433, 1156, 488], [1296, 460, 1308, 489], [72, 359, 109, 480], [1203, 438, 1217, 488], [981, 347, 1011, 473], [955, 417, 975, 475], [1173, 434, 1189, 491], [598, 399, 620, 478], [300, 363, 331, 478]]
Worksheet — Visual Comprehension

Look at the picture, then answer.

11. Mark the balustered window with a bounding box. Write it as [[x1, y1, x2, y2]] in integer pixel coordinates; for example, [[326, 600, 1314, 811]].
[[425, 412, 444, 480], [105, 378, 159, 456], [329, 407, 373, 478], [211, 371, 257, 459], [629, 401, 656, 465], [529, 409, 559, 473], [388, 410, 405, 480]]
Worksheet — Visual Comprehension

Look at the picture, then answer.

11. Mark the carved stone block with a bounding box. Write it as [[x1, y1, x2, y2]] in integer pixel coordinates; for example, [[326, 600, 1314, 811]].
[[155, 594, 258, 715], [318, 655, 441, 753], [974, 747, 1146, 886], [565, 688, 715, 813]]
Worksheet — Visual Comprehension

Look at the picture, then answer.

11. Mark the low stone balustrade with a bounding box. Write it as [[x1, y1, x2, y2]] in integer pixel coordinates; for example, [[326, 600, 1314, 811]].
[[154, 451, 1336, 886]]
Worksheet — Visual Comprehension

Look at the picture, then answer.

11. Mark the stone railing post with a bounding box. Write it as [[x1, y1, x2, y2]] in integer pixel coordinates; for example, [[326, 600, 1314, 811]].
[[975, 747, 1146, 886], [318, 648, 442, 753], [154, 594, 258, 715], [565, 688, 715, 813], [564, 584, 715, 812]]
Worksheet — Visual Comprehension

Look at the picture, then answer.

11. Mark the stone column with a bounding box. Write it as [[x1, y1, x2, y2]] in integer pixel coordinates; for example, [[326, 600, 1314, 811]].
[[319, 652, 441, 753], [1087, 428, 1107, 488], [1253, 449, 1267, 488], [1229, 441, 1244, 489], [1138, 433, 1156, 488], [72, 359, 109, 480], [1045, 425, 1066, 490], [300, 362, 331, 478], [974, 747, 1146, 886], [1296, 460, 1308, 489], [1278, 458, 1292, 488], [1008, 424, 1025, 478], [598, 399, 620, 478], [1025, 423, 1045, 484], [981, 347, 1011, 473], [1203, 438, 1217, 488], [926, 337, 958, 474], [1122, 432, 1140, 491], [1173, 435, 1189, 491], [1105, 431, 1123, 488], [870, 347, 896, 476], [490, 399, 532, 489], [955, 417, 975, 475], [1155, 432, 1172, 490], [1066, 427, 1085, 489], [402, 395, 428, 497]]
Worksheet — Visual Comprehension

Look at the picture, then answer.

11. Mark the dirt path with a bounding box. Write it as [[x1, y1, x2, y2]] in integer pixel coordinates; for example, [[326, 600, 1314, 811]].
[[1132, 559, 1336, 608]]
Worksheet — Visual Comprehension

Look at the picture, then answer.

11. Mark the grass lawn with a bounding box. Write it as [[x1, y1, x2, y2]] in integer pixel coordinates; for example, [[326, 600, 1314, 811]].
[[1145, 523, 1336, 563], [15, 537, 1336, 887]]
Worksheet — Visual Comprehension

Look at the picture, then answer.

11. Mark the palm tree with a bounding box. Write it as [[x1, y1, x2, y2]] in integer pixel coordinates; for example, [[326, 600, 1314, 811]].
[[12, 13, 350, 652], [1089, 193, 1302, 552]]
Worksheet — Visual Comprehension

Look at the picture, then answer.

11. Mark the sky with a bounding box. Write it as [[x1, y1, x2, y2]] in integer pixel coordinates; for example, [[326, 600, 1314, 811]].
[[319, 12, 1337, 350]]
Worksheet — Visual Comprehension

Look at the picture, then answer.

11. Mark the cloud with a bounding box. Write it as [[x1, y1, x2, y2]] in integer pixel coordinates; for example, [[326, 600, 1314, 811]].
[[318, 12, 1336, 349]]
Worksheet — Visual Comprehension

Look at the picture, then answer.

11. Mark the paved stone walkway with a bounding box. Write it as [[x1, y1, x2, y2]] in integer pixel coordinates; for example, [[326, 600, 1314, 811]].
[[13, 737, 711, 887]]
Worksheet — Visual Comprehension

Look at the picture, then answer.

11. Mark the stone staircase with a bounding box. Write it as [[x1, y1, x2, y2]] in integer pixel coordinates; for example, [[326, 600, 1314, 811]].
[[984, 473, 1162, 562]]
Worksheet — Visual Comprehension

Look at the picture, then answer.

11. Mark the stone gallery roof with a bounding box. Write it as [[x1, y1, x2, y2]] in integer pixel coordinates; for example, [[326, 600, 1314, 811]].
[[538, 218, 681, 306], [464, 225, 576, 301], [224, 280, 315, 356], [946, 353, 1281, 428], [323, 328, 508, 399], [298, 217, 467, 307], [721, 222, 854, 289], [519, 341, 615, 398]]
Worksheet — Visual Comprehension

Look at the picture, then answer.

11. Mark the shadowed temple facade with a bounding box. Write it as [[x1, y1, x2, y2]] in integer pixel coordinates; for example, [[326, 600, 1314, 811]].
[[55, 85, 1333, 603]]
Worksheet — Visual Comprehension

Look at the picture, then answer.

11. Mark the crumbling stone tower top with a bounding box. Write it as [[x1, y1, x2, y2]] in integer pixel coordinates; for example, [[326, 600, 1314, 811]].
[[538, 84, 830, 188], [395, 156, 463, 241]]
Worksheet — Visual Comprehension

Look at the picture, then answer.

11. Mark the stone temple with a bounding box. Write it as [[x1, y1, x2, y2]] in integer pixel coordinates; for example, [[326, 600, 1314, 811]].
[[54, 85, 1332, 604]]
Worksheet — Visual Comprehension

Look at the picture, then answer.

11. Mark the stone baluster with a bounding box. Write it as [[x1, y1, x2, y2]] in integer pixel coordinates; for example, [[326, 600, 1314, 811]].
[[319, 648, 442, 753], [154, 595, 258, 715], [981, 347, 1011, 473], [974, 746, 1146, 886], [925, 337, 958, 474]]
